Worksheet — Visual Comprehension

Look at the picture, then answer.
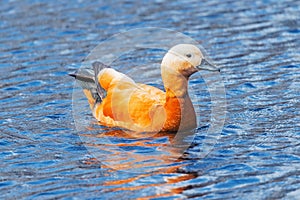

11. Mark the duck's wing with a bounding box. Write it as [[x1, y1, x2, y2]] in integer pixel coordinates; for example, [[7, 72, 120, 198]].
[[69, 68, 94, 88], [69, 68, 99, 101], [92, 61, 110, 100], [137, 83, 165, 102], [69, 61, 110, 108], [98, 77, 166, 130]]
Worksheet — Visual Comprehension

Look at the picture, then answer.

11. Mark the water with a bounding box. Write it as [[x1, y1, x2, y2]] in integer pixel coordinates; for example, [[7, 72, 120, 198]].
[[1, 0, 299, 199]]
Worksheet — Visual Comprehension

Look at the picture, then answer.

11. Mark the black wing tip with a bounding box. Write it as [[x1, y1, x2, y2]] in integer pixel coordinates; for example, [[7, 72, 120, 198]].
[[68, 70, 95, 83], [69, 61, 110, 78], [68, 72, 77, 78]]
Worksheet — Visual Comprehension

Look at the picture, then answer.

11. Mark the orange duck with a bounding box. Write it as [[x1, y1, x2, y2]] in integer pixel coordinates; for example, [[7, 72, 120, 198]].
[[71, 44, 219, 132]]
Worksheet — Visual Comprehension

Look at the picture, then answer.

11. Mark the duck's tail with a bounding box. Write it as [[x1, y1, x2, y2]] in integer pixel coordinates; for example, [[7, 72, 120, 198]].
[[69, 61, 109, 109]]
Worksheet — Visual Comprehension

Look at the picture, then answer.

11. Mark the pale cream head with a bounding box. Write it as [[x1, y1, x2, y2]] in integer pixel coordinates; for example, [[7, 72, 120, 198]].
[[161, 44, 219, 78]]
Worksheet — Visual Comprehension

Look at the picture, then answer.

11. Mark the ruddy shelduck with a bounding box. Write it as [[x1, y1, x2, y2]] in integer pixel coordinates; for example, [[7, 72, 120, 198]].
[[71, 44, 219, 132]]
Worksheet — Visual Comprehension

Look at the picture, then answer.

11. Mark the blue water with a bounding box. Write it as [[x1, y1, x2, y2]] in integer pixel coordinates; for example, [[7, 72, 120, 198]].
[[1, 0, 300, 199]]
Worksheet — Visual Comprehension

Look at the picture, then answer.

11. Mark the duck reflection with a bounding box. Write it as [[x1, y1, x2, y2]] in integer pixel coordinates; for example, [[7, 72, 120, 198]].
[[80, 127, 195, 172], [80, 127, 197, 197]]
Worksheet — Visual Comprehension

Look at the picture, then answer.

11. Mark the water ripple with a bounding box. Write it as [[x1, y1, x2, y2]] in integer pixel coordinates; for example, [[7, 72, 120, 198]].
[[0, 0, 299, 199]]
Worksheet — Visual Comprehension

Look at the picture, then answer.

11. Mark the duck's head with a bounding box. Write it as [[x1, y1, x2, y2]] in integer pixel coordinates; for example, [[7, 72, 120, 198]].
[[161, 44, 219, 78]]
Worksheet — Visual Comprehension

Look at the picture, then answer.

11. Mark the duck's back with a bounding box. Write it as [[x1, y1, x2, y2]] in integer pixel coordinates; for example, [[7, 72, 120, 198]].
[[94, 68, 167, 131]]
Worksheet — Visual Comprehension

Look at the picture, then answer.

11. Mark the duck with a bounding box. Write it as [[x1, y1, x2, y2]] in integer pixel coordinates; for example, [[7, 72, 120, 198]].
[[70, 44, 219, 132]]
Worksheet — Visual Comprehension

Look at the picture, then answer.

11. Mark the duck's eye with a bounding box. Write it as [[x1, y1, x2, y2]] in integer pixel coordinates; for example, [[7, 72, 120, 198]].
[[186, 54, 192, 58]]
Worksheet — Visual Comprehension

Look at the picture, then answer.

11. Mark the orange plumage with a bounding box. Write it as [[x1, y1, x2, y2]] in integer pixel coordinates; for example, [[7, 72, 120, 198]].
[[71, 44, 219, 132]]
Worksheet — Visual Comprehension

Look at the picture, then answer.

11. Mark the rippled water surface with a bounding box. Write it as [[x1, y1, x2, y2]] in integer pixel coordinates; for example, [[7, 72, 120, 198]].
[[1, 0, 300, 199]]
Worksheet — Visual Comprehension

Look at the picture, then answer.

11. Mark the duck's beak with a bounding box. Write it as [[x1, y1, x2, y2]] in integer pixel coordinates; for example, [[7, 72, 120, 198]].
[[196, 58, 220, 72]]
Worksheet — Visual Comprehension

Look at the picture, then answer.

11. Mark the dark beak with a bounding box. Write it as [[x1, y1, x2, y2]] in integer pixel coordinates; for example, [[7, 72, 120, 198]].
[[196, 58, 220, 72]]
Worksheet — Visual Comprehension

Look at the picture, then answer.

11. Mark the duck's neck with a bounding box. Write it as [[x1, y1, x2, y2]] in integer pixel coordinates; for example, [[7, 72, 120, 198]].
[[161, 66, 188, 97], [161, 67, 197, 131]]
